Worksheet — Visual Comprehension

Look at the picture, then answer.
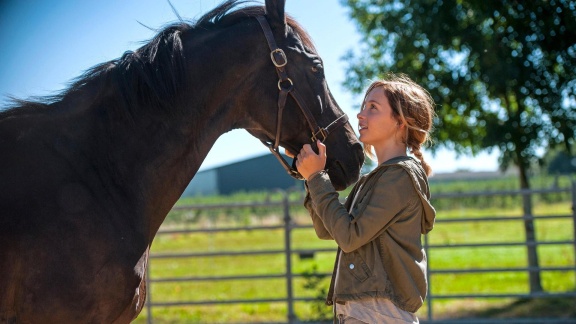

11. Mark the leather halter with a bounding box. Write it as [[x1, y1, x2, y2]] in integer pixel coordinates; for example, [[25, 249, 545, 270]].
[[255, 15, 349, 180]]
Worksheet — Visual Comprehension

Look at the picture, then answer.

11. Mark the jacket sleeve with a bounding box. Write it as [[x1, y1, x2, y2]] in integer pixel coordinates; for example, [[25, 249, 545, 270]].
[[304, 176, 334, 240], [306, 166, 414, 253]]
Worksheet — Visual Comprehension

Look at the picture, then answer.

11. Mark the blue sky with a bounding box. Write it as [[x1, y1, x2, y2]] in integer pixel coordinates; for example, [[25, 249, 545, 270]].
[[0, 0, 499, 174]]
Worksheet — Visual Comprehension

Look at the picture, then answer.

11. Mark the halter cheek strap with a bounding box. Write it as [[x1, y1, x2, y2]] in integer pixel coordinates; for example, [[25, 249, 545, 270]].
[[256, 16, 349, 180]]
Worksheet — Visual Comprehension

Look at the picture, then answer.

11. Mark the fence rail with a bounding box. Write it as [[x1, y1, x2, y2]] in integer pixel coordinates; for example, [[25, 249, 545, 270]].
[[143, 182, 576, 323]]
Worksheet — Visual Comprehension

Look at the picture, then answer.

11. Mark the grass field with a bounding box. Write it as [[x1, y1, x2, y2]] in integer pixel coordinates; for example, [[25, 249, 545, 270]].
[[133, 175, 576, 323]]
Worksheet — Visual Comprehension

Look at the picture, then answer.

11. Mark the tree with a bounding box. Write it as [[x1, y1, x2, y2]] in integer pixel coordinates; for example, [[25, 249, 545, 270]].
[[341, 0, 576, 293], [547, 151, 576, 175]]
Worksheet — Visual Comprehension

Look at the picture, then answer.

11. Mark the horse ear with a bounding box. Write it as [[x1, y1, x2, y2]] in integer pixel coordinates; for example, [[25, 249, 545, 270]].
[[265, 0, 287, 32]]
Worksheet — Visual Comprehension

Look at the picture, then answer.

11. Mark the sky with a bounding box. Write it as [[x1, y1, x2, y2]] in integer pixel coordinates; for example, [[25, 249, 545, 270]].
[[0, 0, 500, 174]]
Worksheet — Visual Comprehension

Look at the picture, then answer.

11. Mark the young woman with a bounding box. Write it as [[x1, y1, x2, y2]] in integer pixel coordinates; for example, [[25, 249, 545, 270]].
[[294, 74, 436, 323]]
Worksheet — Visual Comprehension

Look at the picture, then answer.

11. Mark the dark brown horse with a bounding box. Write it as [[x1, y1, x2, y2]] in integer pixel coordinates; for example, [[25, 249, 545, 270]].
[[0, 0, 363, 323]]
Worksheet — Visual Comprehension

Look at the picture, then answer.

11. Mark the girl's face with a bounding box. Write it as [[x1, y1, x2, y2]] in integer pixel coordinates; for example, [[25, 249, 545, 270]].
[[356, 88, 400, 148]]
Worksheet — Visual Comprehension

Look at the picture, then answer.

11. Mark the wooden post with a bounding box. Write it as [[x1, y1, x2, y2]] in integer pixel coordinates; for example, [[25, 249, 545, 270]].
[[283, 191, 296, 323]]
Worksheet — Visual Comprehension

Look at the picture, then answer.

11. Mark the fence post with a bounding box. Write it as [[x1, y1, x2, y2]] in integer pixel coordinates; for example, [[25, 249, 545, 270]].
[[146, 260, 152, 324], [282, 190, 296, 323]]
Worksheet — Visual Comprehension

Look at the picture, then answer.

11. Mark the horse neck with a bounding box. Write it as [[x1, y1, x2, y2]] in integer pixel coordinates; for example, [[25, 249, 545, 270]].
[[105, 91, 248, 241], [81, 23, 260, 241], [100, 99, 238, 240]]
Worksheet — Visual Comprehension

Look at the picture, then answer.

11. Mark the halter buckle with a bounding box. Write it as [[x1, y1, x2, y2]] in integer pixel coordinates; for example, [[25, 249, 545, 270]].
[[270, 48, 288, 68], [311, 128, 328, 143]]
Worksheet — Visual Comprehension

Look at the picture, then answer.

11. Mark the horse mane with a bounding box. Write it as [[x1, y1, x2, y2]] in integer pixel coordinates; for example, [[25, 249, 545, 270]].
[[0, 0, 316, 120]]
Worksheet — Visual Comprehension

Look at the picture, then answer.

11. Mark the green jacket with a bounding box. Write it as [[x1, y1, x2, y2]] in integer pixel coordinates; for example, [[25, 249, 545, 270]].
[[304, 156, 436, 313]]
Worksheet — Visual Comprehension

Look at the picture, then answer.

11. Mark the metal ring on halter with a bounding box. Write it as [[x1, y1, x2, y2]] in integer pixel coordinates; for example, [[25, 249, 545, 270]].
[[277, 78, 293, 91]]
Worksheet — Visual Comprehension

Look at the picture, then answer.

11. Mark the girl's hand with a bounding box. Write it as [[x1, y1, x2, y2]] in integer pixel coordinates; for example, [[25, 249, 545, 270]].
[[295, 140, 327, 180]]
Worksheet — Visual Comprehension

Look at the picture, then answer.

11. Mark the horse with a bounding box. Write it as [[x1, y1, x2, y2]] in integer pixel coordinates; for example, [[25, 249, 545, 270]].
[[0, 0, 364, 322]]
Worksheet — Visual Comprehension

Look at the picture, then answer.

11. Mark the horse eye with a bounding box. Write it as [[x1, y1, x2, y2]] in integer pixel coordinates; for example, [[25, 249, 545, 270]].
[[311, 63, 323, 73]]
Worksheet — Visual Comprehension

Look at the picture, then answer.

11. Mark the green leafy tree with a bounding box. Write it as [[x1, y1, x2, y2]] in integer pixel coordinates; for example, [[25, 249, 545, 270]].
[[341, 0, 576, 292]]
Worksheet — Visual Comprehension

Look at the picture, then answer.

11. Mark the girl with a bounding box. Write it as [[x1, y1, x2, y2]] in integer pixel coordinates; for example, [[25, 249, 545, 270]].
[[294, 74, 436, 323]]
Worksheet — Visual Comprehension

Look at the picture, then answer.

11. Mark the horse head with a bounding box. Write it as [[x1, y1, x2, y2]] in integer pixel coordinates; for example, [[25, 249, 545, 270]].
[[242, 0, 365, 190]]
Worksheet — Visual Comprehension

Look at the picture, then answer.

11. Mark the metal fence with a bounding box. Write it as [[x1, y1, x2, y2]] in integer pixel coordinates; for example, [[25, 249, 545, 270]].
[[143, 182, 576, 323]]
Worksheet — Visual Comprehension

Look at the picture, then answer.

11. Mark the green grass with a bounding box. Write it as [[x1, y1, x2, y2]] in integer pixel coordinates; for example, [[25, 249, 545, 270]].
[[133, 176, 576, 323]]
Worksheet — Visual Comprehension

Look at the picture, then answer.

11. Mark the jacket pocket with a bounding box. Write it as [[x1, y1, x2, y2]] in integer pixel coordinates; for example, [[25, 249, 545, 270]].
[[342, 251, 372, 282]]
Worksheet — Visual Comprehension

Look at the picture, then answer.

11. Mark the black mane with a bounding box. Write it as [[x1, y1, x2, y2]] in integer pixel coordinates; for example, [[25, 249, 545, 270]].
[[0, 0, 315, 120]]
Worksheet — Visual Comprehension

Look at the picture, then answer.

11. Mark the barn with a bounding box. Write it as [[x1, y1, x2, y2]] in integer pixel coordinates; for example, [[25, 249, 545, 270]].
[[182, 153, 302, 196]]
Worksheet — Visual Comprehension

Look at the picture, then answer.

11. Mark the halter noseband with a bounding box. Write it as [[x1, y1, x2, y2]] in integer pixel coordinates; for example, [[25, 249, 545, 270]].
[[255, 15, 349, 180]]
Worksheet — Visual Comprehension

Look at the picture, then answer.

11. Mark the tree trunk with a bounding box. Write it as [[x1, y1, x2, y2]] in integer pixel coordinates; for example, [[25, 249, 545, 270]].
[[517, 161, 543, 293]]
